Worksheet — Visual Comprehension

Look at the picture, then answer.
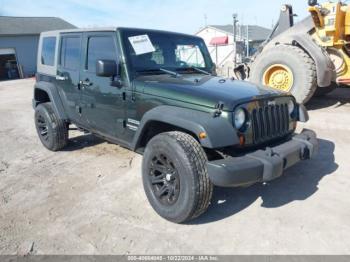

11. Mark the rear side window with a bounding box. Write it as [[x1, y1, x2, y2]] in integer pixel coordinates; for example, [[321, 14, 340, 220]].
[[87, 36, 117, 72], [60, 37, 81, 70], [41, 37, 56, 66]]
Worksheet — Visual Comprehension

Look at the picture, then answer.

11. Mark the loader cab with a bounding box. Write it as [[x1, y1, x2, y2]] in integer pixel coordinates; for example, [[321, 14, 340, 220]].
[[308, 1, 350, 85], [308, 1, 350, 45]]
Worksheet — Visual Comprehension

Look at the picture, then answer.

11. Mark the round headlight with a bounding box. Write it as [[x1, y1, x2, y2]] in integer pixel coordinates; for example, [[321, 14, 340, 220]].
[[234, 108, 246, 130], [288, 100, 295, 115]]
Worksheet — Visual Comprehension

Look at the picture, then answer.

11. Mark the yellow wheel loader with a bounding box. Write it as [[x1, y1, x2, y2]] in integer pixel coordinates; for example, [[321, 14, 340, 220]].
[[235, 0, 350, 104]]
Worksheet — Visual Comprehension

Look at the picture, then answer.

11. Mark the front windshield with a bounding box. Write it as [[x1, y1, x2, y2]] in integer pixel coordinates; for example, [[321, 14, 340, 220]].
[[121, 29, 213, 76]]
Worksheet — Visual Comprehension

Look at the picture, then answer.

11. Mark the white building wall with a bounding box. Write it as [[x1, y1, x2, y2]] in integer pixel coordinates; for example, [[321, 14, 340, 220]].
[[197, 27, 234, 66], [196, 27, 245, 77]]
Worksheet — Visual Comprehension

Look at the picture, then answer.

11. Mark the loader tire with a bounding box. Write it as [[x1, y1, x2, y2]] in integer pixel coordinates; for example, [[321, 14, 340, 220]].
[[250, 45, 317, 104]]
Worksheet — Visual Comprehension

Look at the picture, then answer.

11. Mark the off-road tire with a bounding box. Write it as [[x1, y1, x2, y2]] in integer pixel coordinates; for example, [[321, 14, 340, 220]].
[[314, 83, 337, 97], [250, 44, 317, 104], [142, 131, 213, 223], [34, 102, 68, 151]]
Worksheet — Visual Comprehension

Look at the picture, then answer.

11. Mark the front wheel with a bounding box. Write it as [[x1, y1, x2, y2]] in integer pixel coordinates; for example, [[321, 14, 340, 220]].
[[142, 131, 213, 223]]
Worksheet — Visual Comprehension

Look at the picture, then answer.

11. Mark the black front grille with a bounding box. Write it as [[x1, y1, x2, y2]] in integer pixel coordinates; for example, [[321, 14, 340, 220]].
[[251, 103, 290, 144]]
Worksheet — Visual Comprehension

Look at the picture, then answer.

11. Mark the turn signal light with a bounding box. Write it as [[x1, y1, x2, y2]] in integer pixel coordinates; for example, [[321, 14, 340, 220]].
[[199, 132, 207, 140], [239, 135, 245, 146]]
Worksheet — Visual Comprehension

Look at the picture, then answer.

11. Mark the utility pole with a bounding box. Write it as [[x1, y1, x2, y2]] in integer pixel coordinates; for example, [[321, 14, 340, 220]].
[[232, 14, 238, 67], [246, 25, 249, 58]]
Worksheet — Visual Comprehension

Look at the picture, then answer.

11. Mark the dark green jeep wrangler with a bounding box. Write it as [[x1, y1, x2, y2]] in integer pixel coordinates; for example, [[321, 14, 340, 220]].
[[33, 27, 318, 223]]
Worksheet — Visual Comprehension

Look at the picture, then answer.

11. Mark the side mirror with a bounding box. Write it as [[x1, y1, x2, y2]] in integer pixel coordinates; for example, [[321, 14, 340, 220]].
[[96, 60, 119, 77]]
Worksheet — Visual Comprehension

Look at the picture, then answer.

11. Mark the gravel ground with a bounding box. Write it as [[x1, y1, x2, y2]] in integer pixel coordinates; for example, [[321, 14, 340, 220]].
[[0, 79, 349, 255]]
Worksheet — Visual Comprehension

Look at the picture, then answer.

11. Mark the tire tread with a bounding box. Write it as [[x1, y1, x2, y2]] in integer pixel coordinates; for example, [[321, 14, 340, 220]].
[[36, 102, 68, 151], [166, 131, 213, 220], [250, 44, 317, 104]]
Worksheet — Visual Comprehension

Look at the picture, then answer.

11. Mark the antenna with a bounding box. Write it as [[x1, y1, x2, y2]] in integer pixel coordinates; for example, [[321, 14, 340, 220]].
[[204, 14, 208, 27], [232, 13, 238, 66]]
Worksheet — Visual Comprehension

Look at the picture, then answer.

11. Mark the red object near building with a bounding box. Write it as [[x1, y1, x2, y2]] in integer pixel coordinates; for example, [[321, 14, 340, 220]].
[[209, 36, 229, 46]]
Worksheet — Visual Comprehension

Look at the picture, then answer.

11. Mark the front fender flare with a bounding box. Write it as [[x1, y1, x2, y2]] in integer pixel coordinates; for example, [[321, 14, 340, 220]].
[[131, 106, 239, 150]]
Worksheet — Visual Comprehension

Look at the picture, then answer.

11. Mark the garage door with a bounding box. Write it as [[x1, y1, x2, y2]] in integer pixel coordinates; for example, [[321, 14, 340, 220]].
[[0, 48, 16, 55], [0, 48, 19, 80]]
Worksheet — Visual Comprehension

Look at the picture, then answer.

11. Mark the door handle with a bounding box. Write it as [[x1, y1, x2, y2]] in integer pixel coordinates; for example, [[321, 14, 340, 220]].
[[79, 79, 93, 87], [120, 92, 126, 100], [56, 75, 67, 81]]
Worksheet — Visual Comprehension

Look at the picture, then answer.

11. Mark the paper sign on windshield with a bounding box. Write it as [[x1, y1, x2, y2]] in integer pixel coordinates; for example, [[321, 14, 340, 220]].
[[128, 35, 156, 55]]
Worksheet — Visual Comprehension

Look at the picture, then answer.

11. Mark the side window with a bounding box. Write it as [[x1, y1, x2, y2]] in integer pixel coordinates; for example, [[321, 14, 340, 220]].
[[41, 37, 56, 66], [60, 37, 80, 70], [87, 36, 117, 72]]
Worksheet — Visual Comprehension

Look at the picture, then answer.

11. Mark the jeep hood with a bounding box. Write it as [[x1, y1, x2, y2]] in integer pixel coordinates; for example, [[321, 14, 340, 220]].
[[134, 74, 290, 111]]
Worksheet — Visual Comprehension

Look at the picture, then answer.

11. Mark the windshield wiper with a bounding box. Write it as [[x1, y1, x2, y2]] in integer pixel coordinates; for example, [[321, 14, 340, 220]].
[[190, 66, 211, 75], [136, 68, 181, 78], [159, 68, 181, 77], [177, 66, 211, 76]]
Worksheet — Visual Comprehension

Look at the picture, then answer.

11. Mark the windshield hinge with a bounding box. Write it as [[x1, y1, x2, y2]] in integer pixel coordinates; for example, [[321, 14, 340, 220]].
[[213, 101, 224, 117]]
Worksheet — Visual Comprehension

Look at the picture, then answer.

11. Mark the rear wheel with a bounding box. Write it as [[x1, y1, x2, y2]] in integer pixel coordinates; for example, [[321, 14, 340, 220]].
[[250, 45, 317, 104], [142, 131, 213, 223], [34, 102, 68, 151]]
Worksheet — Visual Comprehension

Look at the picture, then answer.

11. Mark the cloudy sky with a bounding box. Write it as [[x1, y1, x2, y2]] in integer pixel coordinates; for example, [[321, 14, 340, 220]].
[[0, 0, 309, 33]]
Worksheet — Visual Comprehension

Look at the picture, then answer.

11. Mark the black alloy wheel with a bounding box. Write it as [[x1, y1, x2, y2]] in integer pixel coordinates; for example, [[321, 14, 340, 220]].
[[142, 131, 213, 223], [36, 114, 49, 142], [149, 153, 180, 206]]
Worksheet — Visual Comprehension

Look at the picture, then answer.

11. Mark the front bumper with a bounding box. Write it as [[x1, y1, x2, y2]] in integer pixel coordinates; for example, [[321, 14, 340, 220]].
[[207, 129, 318, 187]]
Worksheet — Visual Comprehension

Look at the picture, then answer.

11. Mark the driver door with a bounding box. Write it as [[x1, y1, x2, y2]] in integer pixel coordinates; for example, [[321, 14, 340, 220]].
[[79, 32, 126, 139]]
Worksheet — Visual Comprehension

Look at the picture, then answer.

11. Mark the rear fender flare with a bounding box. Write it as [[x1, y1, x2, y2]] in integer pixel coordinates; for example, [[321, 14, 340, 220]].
[[33, 81, 67, 120]]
